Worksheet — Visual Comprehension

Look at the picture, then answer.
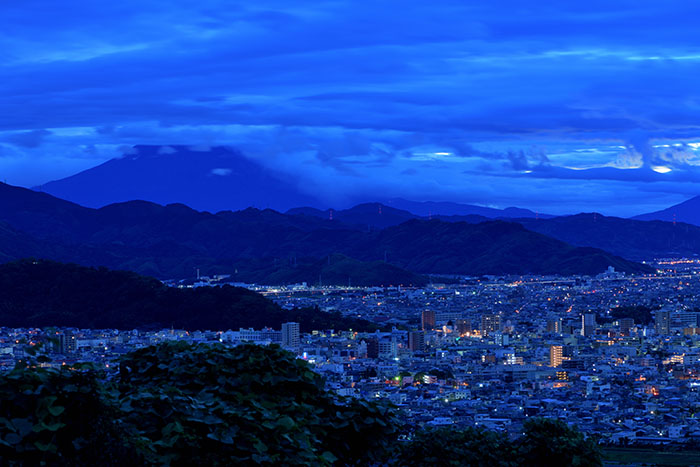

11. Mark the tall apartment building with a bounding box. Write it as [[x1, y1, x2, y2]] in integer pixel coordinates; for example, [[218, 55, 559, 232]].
[[378, 338, 398, 359], [655, 310, 671, 335], [366, 337, 379, 359], [422, 310, 436, 331], [408, 330, 426, 352], [550, 345, 574, 367], [281, 322, 300, 349], [550, 345, 564, 367], [481, 314, 501, 336], [546, 318, 562, 334], [55, 332, 76, 354], [678, 312, 700, 328], [581, 313, 596, 337]]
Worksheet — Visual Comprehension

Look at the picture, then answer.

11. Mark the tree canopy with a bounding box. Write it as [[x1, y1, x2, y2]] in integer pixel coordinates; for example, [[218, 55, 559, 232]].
[[0, 342, 400, 465], [393, 421, 601, 467], [0, 341, 602, 466]]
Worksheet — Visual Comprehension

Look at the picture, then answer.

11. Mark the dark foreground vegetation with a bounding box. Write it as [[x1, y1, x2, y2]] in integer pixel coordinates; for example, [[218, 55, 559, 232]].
[[602, 447, 700, 466], [0, 341, 602, 466], [0, 259, 376, 331]]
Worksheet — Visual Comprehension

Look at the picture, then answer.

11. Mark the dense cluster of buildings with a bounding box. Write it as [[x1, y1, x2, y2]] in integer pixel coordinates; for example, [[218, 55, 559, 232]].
[[5, 259, 700, 445]]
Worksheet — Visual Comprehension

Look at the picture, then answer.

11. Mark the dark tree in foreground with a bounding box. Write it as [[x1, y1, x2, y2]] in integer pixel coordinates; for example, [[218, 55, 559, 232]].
[[394, 426, 518, 466], [0, 342, 401, 466], [0, 359, 140, 465], [518, 418, 602, 467], [0, 341, 602, 466], [116, 342, 400, 465], [392, 419, 601, 467]]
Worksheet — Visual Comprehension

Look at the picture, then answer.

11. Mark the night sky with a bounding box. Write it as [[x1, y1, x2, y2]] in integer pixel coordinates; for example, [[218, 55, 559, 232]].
[[3, 1, 700, 215]]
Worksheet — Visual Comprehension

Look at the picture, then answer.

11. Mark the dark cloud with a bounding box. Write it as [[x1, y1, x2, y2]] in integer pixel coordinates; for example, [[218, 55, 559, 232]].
[[1, 129, 52, 148], [3, 1, 700, 214]]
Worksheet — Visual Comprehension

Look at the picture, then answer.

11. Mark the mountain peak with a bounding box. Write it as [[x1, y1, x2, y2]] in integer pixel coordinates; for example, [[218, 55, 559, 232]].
[[632, 195, 700, 226], [36, 145, 320, 213]]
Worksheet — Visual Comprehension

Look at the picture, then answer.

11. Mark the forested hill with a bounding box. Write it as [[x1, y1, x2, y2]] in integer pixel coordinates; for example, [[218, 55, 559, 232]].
[[0, 260, 375, 331], [0, 182, 652, 280]]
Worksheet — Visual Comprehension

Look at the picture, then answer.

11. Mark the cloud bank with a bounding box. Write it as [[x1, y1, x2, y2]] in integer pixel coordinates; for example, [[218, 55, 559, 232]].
[[3, 1, 700, 215]]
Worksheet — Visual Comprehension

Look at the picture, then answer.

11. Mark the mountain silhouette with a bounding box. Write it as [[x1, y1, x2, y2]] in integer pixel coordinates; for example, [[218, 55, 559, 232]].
[[0, 182, 652, 280], [36, 145, 320, 213], [633, 195, 700, 226]]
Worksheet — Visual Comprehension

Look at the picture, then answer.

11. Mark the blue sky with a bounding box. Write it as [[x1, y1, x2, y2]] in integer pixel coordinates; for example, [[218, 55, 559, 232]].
[[3, 1, 700, 215]]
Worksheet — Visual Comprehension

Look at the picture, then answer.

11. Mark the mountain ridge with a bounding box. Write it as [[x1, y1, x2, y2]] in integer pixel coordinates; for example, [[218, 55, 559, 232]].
[[384, 198, 554, 218], [35, 144, 563, 219], [632, 195, 700, 226], [0, 182, 651, 280], [518, 213, 700, 260]]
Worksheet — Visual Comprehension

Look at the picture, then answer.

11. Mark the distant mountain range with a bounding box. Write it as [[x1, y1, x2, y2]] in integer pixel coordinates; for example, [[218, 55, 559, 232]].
[[291, 202, 700, 261], [287, 203, 420, 230], [0, 182, 650, 281], [31, 143, 700, 231], [384, 198, 554, 219], [286, 202, 547, 230], [36, 144, 562, 220]]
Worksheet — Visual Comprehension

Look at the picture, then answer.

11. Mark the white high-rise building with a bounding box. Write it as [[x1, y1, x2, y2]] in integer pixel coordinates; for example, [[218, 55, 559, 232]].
[[581, 313, 596, 337], [281, 322, 300, 350]]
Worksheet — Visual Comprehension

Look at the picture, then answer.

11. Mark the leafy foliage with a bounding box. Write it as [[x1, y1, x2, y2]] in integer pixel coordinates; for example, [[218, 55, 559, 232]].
[[394, 426, 518, 466], [393, 419, 602, 467], [518, 418, 602, 466], [0, 259, 377, 331], [116, 342, 401, 465], [0, 361, 139, 465], [0, 342, 402, 466]]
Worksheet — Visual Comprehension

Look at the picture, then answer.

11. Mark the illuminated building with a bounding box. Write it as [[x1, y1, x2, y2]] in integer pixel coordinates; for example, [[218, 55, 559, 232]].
[[55, 332, 76, 354], [550, 344, 574, 367], [480, 314, 501, 336], [546, 318, 562, 334], [494, 331, 509, 346], [550, 345, 564, 367]]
